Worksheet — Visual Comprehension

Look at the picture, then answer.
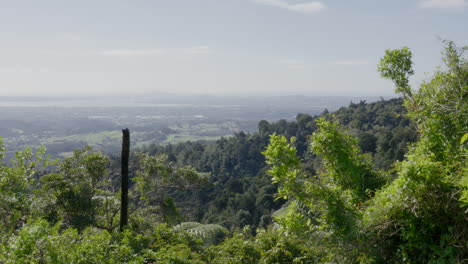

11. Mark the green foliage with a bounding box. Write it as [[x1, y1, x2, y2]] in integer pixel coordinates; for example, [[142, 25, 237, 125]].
[[365, 41, 467, 262], [208, 229, 321, 264], [39, 147, 116, 231], [131, 153, 209, 227], [0, 220, 216, 264], [140, 224, 206, 264], [459, 134, 468, 206], [331, 98, 417, 170], [172, 222, 228, 245], [0, 139, 49, 235], [2, 42, 464, 263], [139, 98, 415, 230], [263, 127, 366, 247], [378, 46, 414, 95], [261, 41, 467, 263], [208, 233, 260, 264], [262, 133, 301, 201], [310, 118, 385, 200], [0, 220, 146, 264], [135, 153, 209, 202], [4, 108, 404, 262]]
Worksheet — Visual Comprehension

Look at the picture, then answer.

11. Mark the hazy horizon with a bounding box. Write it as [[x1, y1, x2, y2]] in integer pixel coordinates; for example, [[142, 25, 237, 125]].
[[1, 0, 466, 97], [0, 90, 397, 98]]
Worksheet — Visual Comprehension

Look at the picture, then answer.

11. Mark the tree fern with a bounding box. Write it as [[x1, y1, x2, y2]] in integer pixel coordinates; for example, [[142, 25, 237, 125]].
[[172, 222, 228, 245]]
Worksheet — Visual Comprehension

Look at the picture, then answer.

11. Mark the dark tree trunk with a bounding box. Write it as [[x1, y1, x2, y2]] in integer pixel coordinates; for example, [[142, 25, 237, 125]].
[[120, 128, 130, 231]]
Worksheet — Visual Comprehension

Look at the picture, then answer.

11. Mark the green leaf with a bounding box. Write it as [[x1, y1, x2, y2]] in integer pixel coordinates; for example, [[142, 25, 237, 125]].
[[461, 133, 468, 144]]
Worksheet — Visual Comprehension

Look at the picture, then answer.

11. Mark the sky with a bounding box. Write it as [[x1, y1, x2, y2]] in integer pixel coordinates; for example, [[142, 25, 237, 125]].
[[0, 0, 466, 97]]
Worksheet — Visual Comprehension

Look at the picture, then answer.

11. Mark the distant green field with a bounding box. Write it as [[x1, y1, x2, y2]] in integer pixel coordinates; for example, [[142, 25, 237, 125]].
[[41, 130, 125, 146], [31, 122, 238, 157], [1, 121, 241, 159]]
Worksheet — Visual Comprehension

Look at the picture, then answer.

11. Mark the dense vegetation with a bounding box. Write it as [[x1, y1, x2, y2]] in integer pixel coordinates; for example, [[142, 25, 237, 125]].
[[139, 96, 417, 231], [0, 42, 466, 263]]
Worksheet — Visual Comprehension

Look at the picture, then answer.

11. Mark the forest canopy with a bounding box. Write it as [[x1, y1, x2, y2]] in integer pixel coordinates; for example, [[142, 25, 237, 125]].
[[0, 42, 466, 263]]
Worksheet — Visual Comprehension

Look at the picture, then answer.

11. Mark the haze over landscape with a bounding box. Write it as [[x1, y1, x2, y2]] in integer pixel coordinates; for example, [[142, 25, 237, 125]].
[[1, 0, 466, 96], [0, 1, 467, 263]]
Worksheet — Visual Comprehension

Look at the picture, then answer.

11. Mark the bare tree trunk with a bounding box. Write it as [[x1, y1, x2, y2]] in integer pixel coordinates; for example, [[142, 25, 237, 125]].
[[120, 128, 130, 231]]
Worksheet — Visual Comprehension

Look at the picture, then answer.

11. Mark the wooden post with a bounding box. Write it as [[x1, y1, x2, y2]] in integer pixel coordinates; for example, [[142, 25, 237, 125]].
[[120, 128, 130, 231]]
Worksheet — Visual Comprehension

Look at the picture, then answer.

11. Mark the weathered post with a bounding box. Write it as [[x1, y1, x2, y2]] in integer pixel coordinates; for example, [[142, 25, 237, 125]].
[[120, 128, 130, 231]]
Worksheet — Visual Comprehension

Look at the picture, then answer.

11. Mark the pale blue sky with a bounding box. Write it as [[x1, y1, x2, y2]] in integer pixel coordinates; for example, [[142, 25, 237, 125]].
[[0, 0, 466, 96]]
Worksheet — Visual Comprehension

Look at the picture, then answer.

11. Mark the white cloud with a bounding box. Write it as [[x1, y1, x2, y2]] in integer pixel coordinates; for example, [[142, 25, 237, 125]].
[[280, 59, 306, 69], [184, 46, 211, 55], [253, 0, 326, 14], [419, 0, 467, 9], [328, 59, 372, 67], [99, 49, 164, 57]]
